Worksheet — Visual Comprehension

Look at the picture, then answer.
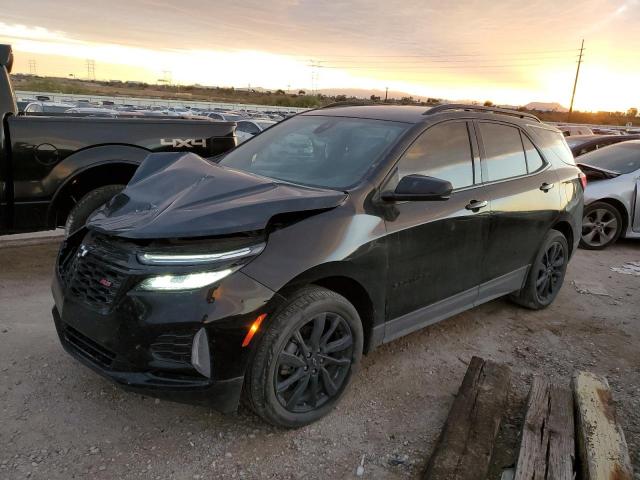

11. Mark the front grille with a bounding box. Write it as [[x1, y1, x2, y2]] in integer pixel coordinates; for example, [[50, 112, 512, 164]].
[[150, 333, 193, 364], [66, 255, 129, 312], [63, 324, 116, 369]]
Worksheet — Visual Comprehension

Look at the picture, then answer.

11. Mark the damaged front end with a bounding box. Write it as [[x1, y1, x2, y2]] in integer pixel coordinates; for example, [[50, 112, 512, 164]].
[[51, 152, 347, 411]]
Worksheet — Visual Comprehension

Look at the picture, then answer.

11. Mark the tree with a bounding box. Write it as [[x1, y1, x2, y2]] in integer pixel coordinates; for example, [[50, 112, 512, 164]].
[[298, 89, 306, 95], [275, 89, 286, 95], [627, 107, 638, 117], [335, 94, 347, 102], [484, 100, 494, 107], [370, 94, 381, 102]]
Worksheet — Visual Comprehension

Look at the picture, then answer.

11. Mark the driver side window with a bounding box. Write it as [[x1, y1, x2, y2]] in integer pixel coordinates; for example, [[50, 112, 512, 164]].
[[394, 122, 475, 190]]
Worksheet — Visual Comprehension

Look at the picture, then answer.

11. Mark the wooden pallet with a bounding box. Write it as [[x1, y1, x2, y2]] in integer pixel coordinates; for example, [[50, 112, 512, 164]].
[[423, 356, 511, 480], [513, 378, 574, 480], [422, 359, 634, 480]]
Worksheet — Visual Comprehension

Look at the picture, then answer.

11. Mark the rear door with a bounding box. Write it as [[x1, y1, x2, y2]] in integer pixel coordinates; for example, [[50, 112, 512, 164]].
[[476, 121, 561, 297], [383, 120, 490, 339]]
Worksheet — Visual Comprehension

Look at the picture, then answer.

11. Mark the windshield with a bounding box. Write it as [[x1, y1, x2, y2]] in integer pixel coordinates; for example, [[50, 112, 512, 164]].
[[579, 141, 640, 174], [219, 115, 409, 189]]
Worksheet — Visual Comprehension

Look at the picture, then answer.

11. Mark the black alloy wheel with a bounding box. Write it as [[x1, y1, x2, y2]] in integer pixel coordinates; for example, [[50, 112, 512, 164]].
[[510, 229, 569, 310], [535, 241, 565, 303], [244, 286, 363, 428], [274, 313, 353, 413]]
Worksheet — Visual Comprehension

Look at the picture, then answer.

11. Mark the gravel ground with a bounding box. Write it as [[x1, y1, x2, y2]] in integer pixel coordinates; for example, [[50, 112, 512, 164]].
[[0, 240, 638, 479]]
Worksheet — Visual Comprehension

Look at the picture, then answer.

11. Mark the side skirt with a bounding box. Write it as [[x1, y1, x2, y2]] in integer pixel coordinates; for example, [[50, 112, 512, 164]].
[[379, 265, 529, 345]]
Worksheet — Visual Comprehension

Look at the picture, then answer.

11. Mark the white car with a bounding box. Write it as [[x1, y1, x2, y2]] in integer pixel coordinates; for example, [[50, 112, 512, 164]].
[[579, 140, 640, 249]]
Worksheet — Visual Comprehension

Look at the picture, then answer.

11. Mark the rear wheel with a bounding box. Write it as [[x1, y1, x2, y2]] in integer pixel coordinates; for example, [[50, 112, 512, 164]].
[[510, 229, 569, 310], [64, 184, 125, 237], [244, 286, 363, 428], [579, 202, 623, 250]]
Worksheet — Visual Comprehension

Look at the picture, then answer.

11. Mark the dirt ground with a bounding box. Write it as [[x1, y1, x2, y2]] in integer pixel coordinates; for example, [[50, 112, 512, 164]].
[[1, 240, 638, 479]]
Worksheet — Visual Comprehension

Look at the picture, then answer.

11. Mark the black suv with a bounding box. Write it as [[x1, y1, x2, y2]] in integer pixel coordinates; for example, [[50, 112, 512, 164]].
[[52, 104, 584, 427]]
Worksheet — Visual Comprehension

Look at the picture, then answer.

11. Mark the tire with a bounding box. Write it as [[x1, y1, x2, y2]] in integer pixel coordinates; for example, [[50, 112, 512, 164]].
[[510, 229, 569, 310], [64, 185, 125, 237], [244, 286, 363, 428], [579, 202, 623, 250]]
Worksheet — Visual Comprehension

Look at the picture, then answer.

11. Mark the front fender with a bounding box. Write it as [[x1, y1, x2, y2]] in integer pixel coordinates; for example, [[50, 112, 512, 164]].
[[44, 145, 151, 199]]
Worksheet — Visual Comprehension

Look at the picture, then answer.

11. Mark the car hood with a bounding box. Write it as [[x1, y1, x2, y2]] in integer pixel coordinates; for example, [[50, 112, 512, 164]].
[[87, 152, 347, 239]]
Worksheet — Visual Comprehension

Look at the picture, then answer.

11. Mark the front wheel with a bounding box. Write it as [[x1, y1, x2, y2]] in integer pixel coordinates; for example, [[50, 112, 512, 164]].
[[510, 229, 569, 310], [244, 286, 363, 428], [64, 185, 125, 237]]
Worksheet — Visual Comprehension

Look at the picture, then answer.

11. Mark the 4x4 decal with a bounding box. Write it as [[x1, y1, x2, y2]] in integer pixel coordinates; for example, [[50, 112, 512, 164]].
[[160, 138, 207, 148]]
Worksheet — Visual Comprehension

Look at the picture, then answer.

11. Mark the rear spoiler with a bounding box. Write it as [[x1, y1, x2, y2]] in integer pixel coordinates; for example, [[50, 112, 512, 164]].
[[0, 44, 14, 73]]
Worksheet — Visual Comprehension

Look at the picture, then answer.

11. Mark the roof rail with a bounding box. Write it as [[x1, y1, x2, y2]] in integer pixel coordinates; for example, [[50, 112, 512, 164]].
[[317, 100, 377, 109], [424, 104, 541, 122]]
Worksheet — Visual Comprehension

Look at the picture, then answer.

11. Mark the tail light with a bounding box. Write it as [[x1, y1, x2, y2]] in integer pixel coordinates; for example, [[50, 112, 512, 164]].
[[578, 172, 587, 190]]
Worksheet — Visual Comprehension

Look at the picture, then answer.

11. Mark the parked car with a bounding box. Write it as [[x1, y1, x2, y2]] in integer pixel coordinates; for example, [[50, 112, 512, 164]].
[[0, 44, 237, 236], [204, 111, 246, 122], [555, 125, 594, 137], [23, 101, 76, 114], [52, 103, 583, 427], [578, 140, 640, 249], [236, 119, 277, 143], [566, 134, 640, 157]]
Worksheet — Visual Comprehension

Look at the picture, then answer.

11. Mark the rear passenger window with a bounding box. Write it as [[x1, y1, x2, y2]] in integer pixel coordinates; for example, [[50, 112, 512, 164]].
[[396, 122, 474, 189], [479, 123, 527, 181], [522, 135, 544, 172]]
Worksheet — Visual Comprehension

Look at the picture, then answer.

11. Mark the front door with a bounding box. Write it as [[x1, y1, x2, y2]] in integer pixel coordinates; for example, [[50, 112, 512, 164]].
[[382, 120, 489, 340]]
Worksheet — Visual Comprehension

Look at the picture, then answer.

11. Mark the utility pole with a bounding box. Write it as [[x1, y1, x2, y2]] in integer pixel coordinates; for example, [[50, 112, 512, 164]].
[[568, 39, 584, 122], [384, 86, 389, 102]]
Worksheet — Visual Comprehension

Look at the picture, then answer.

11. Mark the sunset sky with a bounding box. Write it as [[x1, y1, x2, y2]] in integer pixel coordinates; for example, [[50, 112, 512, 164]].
[[1, 0, 639, 111]]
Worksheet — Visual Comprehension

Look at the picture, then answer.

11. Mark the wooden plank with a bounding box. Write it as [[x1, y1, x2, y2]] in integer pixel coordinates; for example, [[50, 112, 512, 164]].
[[514, 377, 575, 480], [423, 356, 511, 480], [573, 371, 633, 480]]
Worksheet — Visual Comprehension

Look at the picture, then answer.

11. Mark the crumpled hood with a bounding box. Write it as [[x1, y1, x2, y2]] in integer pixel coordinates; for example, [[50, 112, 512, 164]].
[[87, 152, 347, 239]]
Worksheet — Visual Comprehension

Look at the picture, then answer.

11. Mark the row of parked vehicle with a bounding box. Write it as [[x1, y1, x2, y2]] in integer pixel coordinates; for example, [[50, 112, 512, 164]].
[[16, 97, 289, 142]]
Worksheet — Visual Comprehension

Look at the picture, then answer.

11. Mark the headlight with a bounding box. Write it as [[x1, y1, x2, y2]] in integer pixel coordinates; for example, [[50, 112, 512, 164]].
[[137, 269, 234, 291], [137, 244, 265, 266]]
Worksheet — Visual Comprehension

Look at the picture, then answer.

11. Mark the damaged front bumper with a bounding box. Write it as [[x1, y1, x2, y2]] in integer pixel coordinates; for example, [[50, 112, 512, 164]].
[[51, 231, 283, 413]]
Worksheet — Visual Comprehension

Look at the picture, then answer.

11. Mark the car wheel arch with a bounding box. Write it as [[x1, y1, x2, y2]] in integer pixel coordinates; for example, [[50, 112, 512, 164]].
[[275, 267, 378, 355], [48, 161, 139, 227]]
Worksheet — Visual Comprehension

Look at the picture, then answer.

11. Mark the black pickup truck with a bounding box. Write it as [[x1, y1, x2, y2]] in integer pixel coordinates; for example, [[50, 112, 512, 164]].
[[0, 45, 237, 235]]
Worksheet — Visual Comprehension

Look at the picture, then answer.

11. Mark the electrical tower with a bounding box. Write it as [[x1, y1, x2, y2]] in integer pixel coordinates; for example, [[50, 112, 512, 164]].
[[28, 59, 37, 75], [568, 40, 584, 121], [162, 70, 172, 86], [309, 60, 320, 94], [86, 59, 96, 81]]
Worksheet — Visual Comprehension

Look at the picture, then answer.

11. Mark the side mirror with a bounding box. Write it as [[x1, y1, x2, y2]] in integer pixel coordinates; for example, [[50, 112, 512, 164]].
[[381, 174, 453, 201]]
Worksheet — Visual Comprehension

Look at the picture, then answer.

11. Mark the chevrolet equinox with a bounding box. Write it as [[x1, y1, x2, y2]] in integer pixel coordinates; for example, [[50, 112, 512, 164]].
[[52, 104, 584, 427]]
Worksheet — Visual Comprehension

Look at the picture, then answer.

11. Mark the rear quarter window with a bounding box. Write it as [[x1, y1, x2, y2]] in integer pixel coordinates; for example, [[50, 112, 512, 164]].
[[529, 126, 576, 166]]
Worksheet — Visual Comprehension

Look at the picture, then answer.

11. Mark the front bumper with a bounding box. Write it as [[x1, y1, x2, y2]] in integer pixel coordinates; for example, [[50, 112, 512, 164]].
[[51, 233, 282, 413], [53, 305, 245, 411]]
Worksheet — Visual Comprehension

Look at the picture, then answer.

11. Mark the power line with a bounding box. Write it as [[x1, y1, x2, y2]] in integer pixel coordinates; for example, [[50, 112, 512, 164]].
[[294, 49, 582, 59]]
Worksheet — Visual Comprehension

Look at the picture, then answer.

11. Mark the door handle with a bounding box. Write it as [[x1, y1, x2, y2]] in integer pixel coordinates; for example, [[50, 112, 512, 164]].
[[540, 182, 555, 192], [465, 200, 488, 211]]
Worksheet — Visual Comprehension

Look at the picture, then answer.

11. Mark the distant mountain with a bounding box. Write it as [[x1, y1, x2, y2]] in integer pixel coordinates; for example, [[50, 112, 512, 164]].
[[524, 102, 568, 112], [317, 87, 438, 102]]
